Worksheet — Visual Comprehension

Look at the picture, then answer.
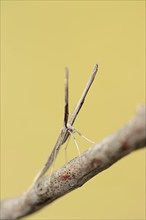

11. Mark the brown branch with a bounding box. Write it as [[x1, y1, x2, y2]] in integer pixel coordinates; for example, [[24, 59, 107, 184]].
[[1, 105, 146, 220]]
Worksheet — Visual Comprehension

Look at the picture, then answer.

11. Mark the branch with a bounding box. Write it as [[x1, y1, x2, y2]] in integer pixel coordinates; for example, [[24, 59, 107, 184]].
[[1, 105, 146, 220]]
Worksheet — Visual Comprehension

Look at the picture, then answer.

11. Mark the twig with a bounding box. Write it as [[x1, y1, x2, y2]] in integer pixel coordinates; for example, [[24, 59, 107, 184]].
[[1, 105, 145, 220], [33, 64, 98, 184]]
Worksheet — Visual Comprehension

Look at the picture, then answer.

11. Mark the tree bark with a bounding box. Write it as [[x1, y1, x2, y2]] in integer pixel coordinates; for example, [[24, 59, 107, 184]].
[[1, 105, 145, 220]]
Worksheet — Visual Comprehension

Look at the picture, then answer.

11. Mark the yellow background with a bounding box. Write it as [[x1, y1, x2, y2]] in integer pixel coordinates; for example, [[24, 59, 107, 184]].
[[1, 1, 145, 219]]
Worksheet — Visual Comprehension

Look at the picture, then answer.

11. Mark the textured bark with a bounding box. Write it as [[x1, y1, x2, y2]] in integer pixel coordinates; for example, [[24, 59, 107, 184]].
[[0, 105, 145, 220]]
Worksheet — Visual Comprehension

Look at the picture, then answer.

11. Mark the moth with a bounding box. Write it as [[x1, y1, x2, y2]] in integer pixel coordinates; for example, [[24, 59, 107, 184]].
[[33, 64, 98, 184]]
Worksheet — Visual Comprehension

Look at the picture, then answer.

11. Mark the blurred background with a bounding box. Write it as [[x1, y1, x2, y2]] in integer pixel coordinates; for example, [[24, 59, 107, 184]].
[[1, 1, 145, 219]]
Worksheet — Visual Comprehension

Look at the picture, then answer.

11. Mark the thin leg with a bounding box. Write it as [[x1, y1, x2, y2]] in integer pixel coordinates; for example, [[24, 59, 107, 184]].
[[76, 130, 95, 144], [64, 135, 71, 162], [68, 131, 81, 157]]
